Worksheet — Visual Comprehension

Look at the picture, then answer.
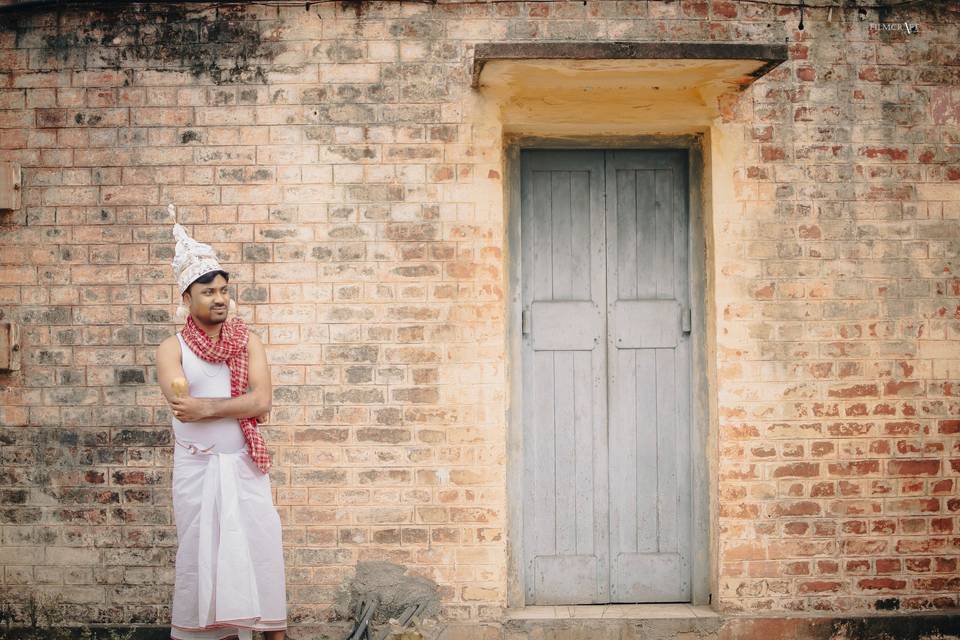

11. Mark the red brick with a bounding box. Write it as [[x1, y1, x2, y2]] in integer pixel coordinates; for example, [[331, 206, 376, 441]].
[[859, 578, 907, 591], [938, 420, 960, 434], [828, 384, 879, 399], [797, 580, 843, 594], [772, 462, 819, 478], [827, 460, 880, 476], [888, 460, 940, 476], [760, 144, 787, 161]]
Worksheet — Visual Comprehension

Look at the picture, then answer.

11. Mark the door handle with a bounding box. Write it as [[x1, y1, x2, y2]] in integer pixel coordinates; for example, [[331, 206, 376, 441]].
[[681, 306, 692, 334], [522, 308, 531, 336]]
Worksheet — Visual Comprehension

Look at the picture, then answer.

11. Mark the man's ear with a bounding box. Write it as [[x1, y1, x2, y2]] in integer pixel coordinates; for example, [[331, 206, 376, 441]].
[[176, 291, 191, 322]]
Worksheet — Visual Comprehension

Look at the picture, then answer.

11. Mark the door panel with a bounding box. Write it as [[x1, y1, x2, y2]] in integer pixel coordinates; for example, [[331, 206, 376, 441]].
[[533, 554, 600, 605], [531, 301, 602, 351], [613, 300, 681, 349], [613, 552, 683, 601], [521, 150, 609, 605], [606, 150, 691, 603], [521, 149, 691, 605]]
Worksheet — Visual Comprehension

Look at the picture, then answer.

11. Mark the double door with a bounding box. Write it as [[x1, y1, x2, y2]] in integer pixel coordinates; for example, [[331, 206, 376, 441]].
[[520, 149, 692, 604]]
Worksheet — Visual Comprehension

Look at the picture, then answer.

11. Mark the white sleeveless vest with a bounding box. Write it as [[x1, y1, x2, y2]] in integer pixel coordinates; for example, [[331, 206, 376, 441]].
[[173, 332, 246, 453]]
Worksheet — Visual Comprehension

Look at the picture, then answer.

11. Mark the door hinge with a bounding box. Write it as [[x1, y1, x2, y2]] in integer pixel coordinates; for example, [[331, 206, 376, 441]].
[[681, 306, 692, 334], [521, 308, 531, 336]]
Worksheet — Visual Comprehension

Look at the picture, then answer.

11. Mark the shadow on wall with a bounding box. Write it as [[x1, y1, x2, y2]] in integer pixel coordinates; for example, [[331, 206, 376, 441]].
[[0, 3, 286, 85]]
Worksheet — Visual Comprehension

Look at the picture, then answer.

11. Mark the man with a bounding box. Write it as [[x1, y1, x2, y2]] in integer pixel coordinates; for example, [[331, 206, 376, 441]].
[[157, 205, 287, 640]]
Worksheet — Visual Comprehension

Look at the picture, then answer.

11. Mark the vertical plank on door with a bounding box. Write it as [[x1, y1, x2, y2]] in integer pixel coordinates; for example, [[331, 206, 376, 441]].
[[656, 347, 679, 554], [635, 170, 657, 299], [616, 169, 638, 300], [532, 170, 553, 302], [551, 172, 572, 299], [573, 350, 595, 554], [532, 349, 556, 557], [655, 169, 675, 299], [609, 347, 637, 556], [636, 348, 658, 554], [570, 171, 592, 300], [554, 350, 576, 555]]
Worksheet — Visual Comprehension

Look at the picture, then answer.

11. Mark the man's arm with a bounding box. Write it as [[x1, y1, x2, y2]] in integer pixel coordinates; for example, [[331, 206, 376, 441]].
[[156, 336, 187, 404], [197, 331, 272, 420], [164, 331, 272, 423]]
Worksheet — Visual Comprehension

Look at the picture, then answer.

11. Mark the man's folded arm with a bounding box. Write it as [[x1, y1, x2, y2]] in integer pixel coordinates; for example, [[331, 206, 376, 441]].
[[201, 332, 272, 420]]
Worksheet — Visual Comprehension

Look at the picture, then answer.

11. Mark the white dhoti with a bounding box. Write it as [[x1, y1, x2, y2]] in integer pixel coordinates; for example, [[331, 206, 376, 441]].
[[171, 440, 287, 640]]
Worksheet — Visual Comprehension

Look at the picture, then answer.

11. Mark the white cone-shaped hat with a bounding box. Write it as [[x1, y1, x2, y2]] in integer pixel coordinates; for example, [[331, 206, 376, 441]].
[[169, 203, 224, 295]]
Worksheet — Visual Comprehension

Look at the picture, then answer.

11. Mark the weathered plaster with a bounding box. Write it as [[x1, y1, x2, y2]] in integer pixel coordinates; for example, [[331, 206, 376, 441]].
[[476, 58, 770, 136]]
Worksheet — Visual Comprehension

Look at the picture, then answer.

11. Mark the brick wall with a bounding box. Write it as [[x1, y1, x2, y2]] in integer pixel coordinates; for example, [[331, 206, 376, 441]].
[[713, 2, 960, 614], [0, 0, 957, 628]]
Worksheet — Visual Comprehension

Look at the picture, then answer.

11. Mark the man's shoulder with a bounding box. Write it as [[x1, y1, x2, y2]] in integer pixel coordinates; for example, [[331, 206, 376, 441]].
[[247, 329, 263, 347], [157, 333, 182, 356]]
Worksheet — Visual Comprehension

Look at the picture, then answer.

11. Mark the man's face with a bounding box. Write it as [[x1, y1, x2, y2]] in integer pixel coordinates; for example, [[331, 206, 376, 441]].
[[184, 274, 230, 325]]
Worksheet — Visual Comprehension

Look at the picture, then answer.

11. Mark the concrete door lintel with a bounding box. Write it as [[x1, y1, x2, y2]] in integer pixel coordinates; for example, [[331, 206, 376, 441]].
[[472, 41, 787, 137], [472, 42, 788, 90]]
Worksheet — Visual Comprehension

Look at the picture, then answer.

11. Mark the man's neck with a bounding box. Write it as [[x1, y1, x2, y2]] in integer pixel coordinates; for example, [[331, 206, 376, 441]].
[[191, 316, 222, 341]]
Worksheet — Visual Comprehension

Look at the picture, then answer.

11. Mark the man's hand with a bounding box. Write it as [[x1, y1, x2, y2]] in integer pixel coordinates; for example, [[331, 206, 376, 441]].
[[170, 396, 270, 423], [169, 395, 213, 423]]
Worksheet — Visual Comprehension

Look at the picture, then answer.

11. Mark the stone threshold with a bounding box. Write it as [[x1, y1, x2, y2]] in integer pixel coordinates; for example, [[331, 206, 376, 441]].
[[506, 603, 720, 620]]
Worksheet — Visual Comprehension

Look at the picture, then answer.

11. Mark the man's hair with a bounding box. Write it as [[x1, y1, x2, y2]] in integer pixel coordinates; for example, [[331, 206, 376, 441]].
[[186, 270, 229, 295]]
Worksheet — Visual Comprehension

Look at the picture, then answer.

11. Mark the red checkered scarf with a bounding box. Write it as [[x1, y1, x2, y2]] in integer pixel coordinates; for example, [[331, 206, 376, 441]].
[[180, 315, 271, 474]]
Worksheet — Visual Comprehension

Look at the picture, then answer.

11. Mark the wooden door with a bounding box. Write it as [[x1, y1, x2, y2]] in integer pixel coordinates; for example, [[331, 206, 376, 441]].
[[520, 150, 609, 605], [520, 149, 691, 605], [605, 150, 691, 602]]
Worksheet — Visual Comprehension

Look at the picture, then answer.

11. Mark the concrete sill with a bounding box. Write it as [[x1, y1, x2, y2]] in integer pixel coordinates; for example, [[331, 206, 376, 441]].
[[506, 603, 720, 620]]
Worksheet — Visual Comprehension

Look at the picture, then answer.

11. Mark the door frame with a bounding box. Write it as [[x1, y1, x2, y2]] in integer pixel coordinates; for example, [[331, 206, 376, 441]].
[[504, 134, 714, 608]]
